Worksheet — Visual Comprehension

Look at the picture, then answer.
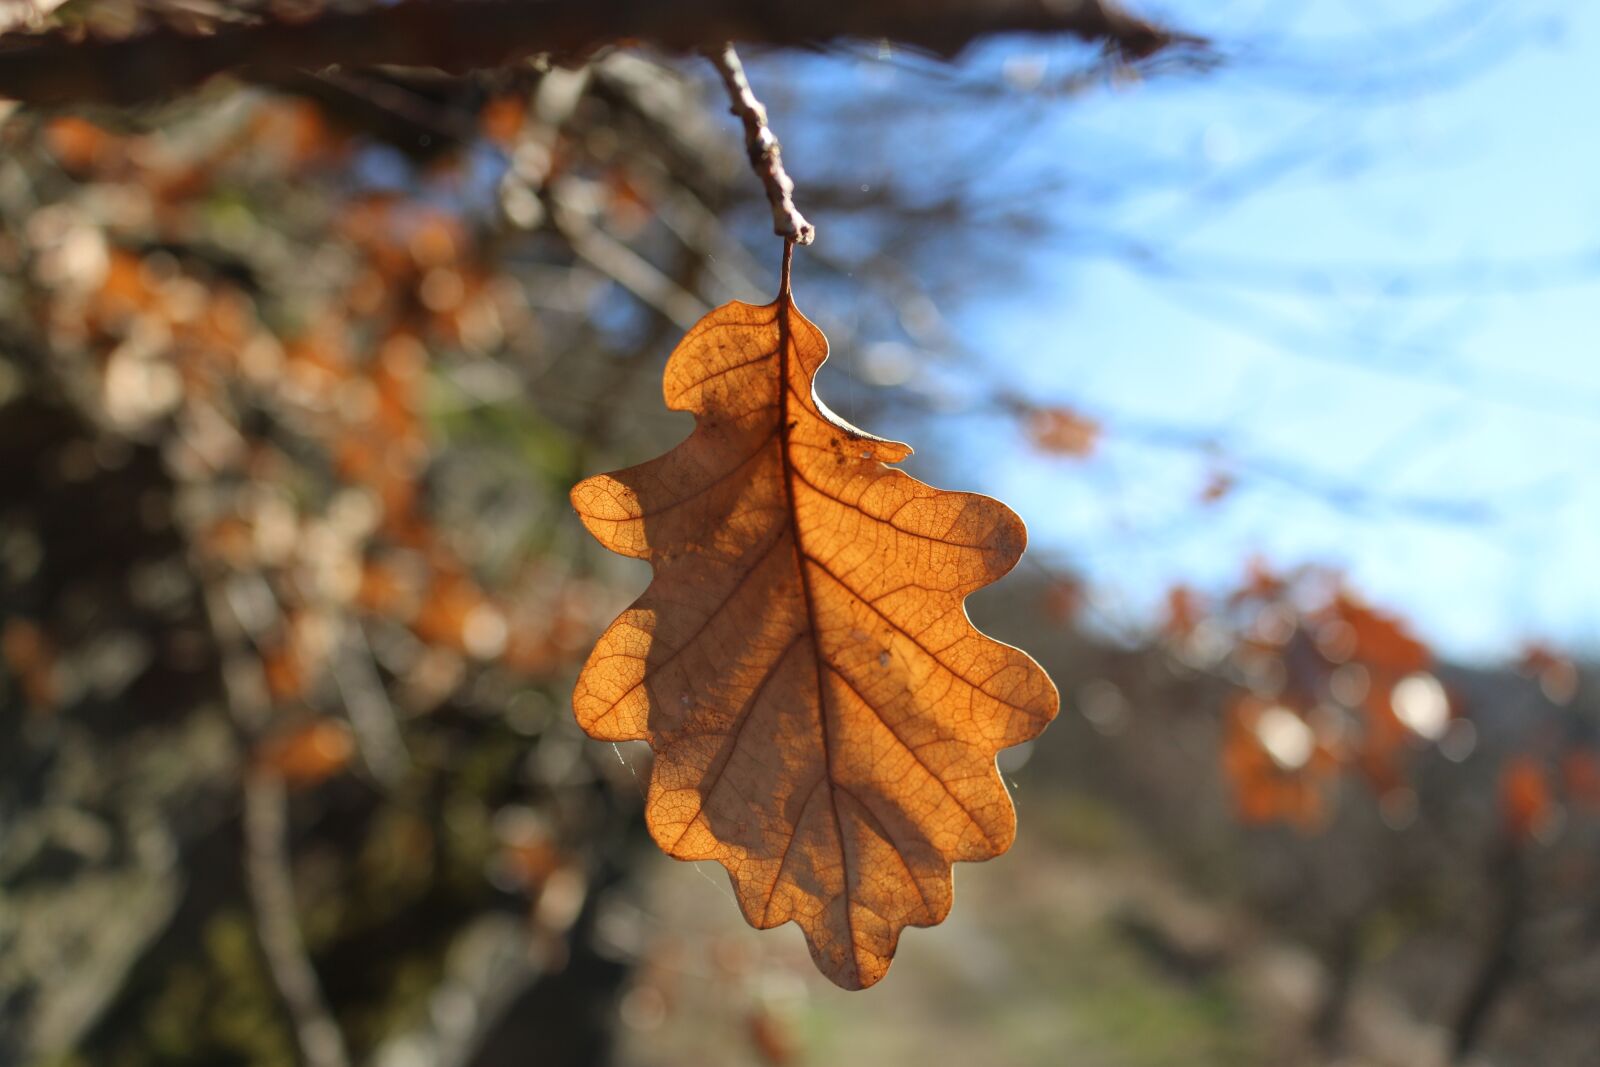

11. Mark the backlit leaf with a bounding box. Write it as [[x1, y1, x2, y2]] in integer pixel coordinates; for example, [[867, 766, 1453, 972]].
[[571, 288, 1058, 989]]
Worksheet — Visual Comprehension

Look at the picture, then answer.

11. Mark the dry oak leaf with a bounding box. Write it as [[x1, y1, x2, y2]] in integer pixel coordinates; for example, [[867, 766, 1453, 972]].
[[571, 294, 1058, 989]]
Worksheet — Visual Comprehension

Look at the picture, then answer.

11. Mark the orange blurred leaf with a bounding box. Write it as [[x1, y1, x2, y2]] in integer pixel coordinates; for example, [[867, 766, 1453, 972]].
[[1328, 593, 1430, 674], [480, 94, 528, 147], [1024, 406, 1100, 458], [1164, 584, 1203, 639], [1500, 755, 1554, 842], [412, 570, 506, 660], [257, 719, 355, 787], [1228, 557, 1286, 607], [1, 618, 59, 714], [1562, 749, 1600, 811], [260, 642, 306, 704], [44, 116, 116, 175], [747, 1004, 799, 1066], [1198, 470, 1235, 506], [1221, 694, 1334, 831], [1041, 576, 1084, 625]]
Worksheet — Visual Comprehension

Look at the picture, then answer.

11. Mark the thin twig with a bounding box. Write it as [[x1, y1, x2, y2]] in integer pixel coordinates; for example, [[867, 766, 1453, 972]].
[[550, 186, 710, 329], [191, 561, 353, 1067], [704, 43, 815, 246], [1450, 837, 1527, 1062], [331, 620, 412, 791], [243, 772, 354, 1067]]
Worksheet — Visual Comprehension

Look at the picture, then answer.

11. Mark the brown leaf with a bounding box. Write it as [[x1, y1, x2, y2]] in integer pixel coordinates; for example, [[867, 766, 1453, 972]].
[[1222, 693, 1336, 831], [1163, 584, 1203, 640], [1, 618, 59, 714], [1228, 557, 1287, 607], [1562, 748, 1600, 811], [1326, 593, 1430, 674], [1500, 755, 1555, 842], [44, 116, 114, 176], [1198, 469, 1235, 505], [571, 295, 1058, 989], [256, 719, 355, 787], [1024, 405, 1100, 457], [747, 1003, 799, 1066], [1041, 576, 1084, 626], [479, 94, 528, 148]]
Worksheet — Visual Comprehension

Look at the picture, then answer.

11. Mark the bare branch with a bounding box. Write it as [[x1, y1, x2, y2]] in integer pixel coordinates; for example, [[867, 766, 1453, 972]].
[[1450, 838, 1528, 1062], [243, 773, 353, 1067], [0, 0, 1192, 107], [330, 620, 412, 791], [522, 60, 711, 327], [551, 187, 711, 329], [176, 498, 351, 1067], [704, 42, 814, 246], [192, 570, 352, 1067]]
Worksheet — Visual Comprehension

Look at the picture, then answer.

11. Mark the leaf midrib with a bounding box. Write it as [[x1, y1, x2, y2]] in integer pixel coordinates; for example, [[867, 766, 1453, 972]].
[[773, 294, 861, 983]]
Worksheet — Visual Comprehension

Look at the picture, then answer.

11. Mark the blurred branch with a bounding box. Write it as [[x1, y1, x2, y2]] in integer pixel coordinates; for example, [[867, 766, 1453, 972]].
[[243, 772, 353, 1067], [1077, 231, 1600, 300], [331, 621, 412, 791], [703, 42, 813, 246], [1450, 837, 1528, 1063], [366, 917, 547, 1067], [0, 0, 1193, 107], [550, 191, 709, 329], [176, 479, 352, 1067], [1125, 267, 1600, 430], [1088, 405, 1506, 525], [979, 388, 1514, 525], [528, 64, 710, 328]]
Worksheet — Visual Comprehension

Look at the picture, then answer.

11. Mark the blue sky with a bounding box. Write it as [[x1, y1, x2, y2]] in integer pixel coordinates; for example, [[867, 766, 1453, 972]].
[[764, 1, 1600, 662]]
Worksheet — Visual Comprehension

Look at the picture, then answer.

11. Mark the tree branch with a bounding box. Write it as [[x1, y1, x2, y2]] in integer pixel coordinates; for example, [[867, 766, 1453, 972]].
[[704, 42, 813, 245], [0, 0, 1192, 107], [1450, 837, 1527, 1063], [243, 772, 353, 1067]]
